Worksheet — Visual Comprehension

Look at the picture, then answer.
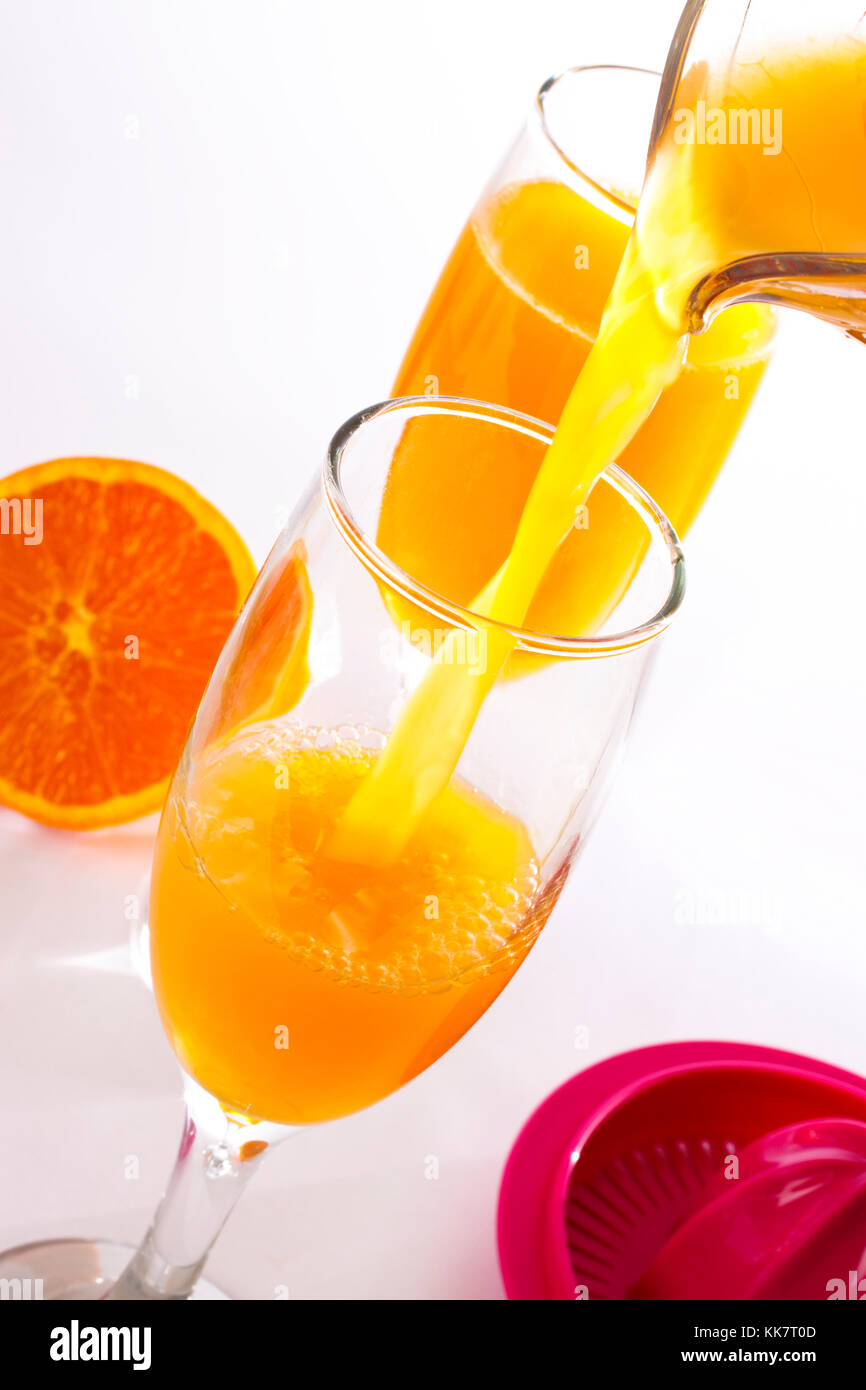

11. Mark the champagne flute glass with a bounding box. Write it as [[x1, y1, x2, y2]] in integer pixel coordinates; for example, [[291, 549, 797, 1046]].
[[0, 397, 684, 1298], [379, 63, 774, 642]]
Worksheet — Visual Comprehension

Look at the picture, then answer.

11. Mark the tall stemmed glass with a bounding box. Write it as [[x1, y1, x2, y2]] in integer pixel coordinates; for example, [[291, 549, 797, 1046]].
[[0, 397, 684, 1298], [386, 63, 774, 565]]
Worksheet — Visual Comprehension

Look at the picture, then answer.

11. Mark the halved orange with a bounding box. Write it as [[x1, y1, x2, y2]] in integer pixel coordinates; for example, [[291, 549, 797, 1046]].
[[0, 457, 257, 829]]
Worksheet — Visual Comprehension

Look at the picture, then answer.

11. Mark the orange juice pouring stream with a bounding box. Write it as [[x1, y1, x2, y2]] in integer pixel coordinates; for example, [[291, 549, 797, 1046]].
[[331, 33, 866, 864]]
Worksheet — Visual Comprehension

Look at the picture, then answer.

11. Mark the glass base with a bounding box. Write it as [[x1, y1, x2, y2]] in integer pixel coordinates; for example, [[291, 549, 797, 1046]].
[[0, 1239, 229, 1301]]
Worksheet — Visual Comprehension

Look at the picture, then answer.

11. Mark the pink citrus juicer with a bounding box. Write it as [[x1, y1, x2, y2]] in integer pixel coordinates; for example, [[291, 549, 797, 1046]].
[[497, 1041, 866, 1300], [632, 1116, 866, 1300]]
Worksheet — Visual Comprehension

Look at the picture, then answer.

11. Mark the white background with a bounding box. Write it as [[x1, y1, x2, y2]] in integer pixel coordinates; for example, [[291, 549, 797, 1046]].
[[1, 0, 865, 1299]]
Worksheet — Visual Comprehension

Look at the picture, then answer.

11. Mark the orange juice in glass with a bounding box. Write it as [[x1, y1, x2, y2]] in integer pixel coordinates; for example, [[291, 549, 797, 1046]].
[[151, 725, 544, 1125], [148, 400, 684, 1136], [377, 66, 774, 641]]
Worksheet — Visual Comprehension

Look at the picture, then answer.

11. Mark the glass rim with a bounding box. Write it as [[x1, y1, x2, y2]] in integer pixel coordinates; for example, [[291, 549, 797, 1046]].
[[534, 64, 662, 225], [324, 396, 685, 659]]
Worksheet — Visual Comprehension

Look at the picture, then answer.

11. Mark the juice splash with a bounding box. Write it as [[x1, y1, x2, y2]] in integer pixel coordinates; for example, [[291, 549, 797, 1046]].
[[332, 34, 866, 865], [150, 723, 555, 1124]]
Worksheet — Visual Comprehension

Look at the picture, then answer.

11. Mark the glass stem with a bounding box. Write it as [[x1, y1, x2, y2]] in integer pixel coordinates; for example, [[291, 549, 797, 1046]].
[[106, 1076, 291, 1301]]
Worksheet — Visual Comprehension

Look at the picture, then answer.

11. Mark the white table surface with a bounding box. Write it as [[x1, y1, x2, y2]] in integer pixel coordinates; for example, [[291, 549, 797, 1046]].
[[2, 0, 865, 1299]]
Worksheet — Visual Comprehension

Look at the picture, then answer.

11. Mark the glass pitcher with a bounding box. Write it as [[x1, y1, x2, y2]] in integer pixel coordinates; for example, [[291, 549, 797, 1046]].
[[642, 0, 866, 340]]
